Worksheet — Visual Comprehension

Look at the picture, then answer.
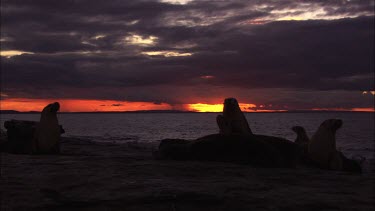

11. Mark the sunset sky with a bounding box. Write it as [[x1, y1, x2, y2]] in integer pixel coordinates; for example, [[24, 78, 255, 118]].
[[1, 0, 374, 112]]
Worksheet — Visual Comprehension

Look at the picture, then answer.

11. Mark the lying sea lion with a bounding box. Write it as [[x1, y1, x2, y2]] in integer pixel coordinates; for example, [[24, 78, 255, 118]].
[[32, 102, 61, 154], [191, 134, 288, 167], [253, 134, 299, 168], [216, 98, 252, 136], [154, 139, 192, 160], [156, 133, 298, 168]]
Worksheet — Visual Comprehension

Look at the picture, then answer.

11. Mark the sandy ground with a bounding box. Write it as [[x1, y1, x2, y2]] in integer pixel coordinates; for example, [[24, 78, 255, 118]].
[[1, 137, 374, 211]]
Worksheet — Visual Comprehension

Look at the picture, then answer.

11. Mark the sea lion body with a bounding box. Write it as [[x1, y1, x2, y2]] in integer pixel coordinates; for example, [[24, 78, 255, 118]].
[[292, 122, 362, 173], [154, 139, 192, 160], [216, 98, 252, 136], [33, 102, 61, 154], [308, 119, 343, 170], [156, 134, 298, 168]]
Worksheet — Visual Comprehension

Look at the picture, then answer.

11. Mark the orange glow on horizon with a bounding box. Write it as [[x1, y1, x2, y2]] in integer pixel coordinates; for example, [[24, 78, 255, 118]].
[[188, 103, 223, 112], [0, 98, 172, 112], [1, 98, 373, 113], [351, 108, 375, 112], [312, 107, 375, 112], [187, 103, 282, 112]]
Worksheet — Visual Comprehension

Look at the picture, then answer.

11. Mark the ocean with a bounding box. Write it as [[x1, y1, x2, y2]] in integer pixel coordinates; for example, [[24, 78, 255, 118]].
[[1, 112, 374, 161]]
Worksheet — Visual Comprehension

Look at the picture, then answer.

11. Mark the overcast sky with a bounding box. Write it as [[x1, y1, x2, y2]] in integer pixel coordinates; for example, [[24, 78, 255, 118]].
[[1, 0, 374, 111]]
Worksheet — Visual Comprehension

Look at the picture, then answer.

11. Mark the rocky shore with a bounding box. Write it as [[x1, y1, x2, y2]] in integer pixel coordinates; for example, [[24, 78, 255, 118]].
[[1, 137, 374, 211]]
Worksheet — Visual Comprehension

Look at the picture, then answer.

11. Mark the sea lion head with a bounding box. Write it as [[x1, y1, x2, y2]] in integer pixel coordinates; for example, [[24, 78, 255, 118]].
[[292, 126, 306, 134], [292, 125, 309, 146], [43, 102, 60, 114], [223, 98, 241, 114], [319, 119, 343, 133]]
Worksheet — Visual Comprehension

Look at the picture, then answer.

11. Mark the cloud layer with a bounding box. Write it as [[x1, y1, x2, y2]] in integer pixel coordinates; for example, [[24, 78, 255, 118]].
[[1, 0, 374, 109]]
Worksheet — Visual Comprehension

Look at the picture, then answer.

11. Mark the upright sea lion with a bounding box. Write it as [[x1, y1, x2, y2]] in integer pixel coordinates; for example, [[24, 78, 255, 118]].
[[216, 98, 252, 136], [308, 119, 344, 170], [293, 120, 361, 173], [32, 102, 61, 154]]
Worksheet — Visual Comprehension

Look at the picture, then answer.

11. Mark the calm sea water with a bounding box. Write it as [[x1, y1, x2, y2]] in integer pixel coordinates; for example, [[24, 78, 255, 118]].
[[1, 113, 374, 161]]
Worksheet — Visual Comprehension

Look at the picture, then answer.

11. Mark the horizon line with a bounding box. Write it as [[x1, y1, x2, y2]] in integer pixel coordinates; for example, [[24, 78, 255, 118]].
[[1, 109, 374, 114]]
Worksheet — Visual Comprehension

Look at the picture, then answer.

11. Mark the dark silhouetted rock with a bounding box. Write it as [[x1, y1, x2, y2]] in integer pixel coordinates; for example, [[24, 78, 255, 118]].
[[3, 119, 65, 154], [4, 120, 38, 154]]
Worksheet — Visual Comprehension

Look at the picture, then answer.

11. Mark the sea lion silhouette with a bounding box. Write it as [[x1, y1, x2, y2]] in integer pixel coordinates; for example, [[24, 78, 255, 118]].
[[216, 98, 252, 136], [293, 120, 361, 173], [32, 102, 61, 154], [308, 119, 343, 170]]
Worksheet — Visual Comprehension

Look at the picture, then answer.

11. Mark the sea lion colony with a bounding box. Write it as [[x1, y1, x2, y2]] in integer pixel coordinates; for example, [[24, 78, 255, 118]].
[[3, 102, 64, 154], [156, 97, 362, 173], [2, 98, 362, 172]]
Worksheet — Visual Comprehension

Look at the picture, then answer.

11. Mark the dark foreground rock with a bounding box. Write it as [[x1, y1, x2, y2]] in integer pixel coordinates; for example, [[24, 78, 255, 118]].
[[1, 137, 374, 211], [3, 120, 38, 154], [156, 133, 298, 168]]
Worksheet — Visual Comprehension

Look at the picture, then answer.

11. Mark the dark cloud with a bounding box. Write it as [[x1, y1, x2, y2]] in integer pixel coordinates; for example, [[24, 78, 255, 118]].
[[1, 0, 374, 109]]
